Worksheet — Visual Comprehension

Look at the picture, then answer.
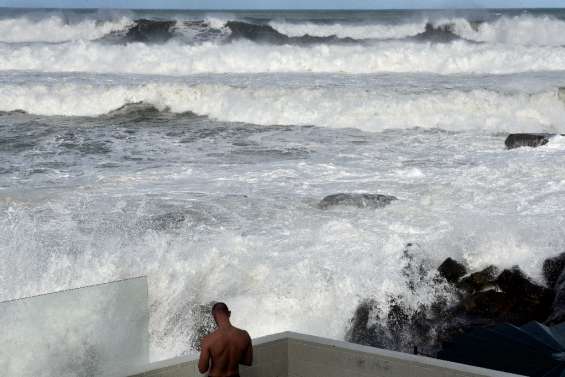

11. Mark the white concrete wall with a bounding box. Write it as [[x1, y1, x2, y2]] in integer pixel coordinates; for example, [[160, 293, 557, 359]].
[[127, 332, 524, 377]]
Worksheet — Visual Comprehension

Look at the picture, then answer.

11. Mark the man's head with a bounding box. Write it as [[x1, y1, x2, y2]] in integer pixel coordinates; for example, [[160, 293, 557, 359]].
[[211, 302, 231, 324]]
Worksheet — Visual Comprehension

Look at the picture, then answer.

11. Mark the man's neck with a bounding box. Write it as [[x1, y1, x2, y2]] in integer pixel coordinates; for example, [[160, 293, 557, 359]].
[[215, 317, 232, 329]]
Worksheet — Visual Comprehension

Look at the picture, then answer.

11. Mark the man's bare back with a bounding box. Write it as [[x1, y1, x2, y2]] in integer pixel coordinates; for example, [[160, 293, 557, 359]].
[[198, 303, 253, 377]]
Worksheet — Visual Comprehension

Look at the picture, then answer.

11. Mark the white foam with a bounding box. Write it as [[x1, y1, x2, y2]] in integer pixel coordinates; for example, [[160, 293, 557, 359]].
[[2, 81, 564, 132], [269, 20, 425, 40], [0, 15, 133, 43], [451, 15, 565, 46], [1, 39, 565, 75], [270, 15, 565, 46]]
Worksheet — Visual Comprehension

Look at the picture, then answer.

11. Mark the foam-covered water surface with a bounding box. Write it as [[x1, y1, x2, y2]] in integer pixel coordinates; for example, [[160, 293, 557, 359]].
[[1, 7, 565, 373]]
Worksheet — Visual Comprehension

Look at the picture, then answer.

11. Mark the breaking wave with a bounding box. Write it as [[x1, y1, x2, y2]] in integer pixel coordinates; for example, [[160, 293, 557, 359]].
[[0, 15, 133, 43], [2, 81, 564, 132], [269, 14, 565, 46], [1, 13, 564, 46], [2, 38, 565, 75]]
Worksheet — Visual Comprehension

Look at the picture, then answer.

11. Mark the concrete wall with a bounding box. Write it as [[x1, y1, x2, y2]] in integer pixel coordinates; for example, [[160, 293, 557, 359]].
[[126, 332, 524, 377]]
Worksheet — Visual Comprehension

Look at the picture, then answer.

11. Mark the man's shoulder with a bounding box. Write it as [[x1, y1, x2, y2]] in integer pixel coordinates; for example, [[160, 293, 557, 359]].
[[234, 328, 251, 340], [202, 330, 220, 345]]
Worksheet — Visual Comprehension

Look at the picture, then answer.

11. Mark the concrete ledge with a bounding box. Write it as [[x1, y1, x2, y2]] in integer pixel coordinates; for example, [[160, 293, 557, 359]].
[[127, 332, 524, 377]]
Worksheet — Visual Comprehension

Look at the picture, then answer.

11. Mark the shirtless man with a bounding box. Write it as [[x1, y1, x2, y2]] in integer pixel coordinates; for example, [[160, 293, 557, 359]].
[[198, 302, 253, 377]]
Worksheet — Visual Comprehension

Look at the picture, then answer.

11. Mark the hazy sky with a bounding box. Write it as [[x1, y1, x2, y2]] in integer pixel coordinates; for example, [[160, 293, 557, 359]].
[[1, 0, 565, 9]]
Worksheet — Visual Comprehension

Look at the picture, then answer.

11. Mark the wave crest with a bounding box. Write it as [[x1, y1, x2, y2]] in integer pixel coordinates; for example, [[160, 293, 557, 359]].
[[0, 14, 133, 43], [1, 81, 564, 132]]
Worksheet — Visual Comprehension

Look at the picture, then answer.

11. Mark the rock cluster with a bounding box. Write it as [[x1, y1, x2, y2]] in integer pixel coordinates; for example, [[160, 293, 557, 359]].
[[347, 248, 565, 357]]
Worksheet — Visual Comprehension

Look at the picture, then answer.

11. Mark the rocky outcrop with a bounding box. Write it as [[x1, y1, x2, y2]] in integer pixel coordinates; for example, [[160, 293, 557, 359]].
[[319, 193, 397, 209], [456, 265, 498, 293], [546, 258, 565, 325], [346, 250, 563, 357], [438, 258, 467, 284], [543, 253, 565, 289], [505, 133, 553, 149]]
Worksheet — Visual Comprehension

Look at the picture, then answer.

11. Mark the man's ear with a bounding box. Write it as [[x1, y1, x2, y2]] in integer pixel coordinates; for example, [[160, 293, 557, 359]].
[[228, 311, 231, 317]]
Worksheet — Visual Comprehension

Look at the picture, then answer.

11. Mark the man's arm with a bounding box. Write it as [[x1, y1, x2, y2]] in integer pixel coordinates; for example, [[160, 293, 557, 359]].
[[198, 338, 210, 374], [240, 332, 253, 366]]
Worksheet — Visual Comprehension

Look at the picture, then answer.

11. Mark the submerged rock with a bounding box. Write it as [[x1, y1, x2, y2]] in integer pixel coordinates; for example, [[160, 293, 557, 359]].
[[438, 258, 467, 284], [319, 193, 397, 209], [505, 133, 553, 149]]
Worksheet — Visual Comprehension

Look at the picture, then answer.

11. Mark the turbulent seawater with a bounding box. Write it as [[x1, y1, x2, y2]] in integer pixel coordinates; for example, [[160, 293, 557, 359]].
[[2, 7, 565, 372]]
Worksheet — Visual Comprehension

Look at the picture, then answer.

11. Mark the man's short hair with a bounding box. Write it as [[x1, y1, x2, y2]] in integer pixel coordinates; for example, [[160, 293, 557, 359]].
[[212, 302, 230, 315]]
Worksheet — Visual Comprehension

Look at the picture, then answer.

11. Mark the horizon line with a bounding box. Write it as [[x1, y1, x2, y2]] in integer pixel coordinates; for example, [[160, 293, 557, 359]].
[[1, 5, 565, 11]]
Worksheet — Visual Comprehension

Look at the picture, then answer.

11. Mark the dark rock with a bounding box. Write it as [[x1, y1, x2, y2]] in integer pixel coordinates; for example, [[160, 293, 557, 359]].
[[461, 290, 513, 319], [459, 268, 553, 325], [457, 265, 499, 293], [125, 19, 176, 43], [496, 268, 554, 322], [496, 268, 550, 299], [438, 258, 467, 284], [505, 133, 553, 149], [319, 193, 397, 209], [546, 266, 565, 325], [346, 299, 386, 348], [543, 253, 565, 289]]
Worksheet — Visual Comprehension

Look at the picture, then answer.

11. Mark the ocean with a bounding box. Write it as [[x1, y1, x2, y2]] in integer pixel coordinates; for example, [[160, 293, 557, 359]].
[[1, 7, 565, 375]]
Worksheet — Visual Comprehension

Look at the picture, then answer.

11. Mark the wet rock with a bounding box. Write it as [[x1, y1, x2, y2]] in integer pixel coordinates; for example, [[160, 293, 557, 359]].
[[319, 193, 397, 209], [496, 268, 554, 322], [457, 265, 499, 293], [543, 253, 565, 289], [347, 255, 560, 358], [461, 290, 513, 319], [505, 133, 553, 149], [438, 258, 467, 284], [457, 268, 553, 324], [496, 268, 551, 299], [547, 266, 565, 325]]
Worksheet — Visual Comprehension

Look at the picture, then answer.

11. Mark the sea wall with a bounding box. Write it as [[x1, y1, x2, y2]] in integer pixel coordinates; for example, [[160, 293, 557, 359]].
[[126, 332, 523, 377]]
